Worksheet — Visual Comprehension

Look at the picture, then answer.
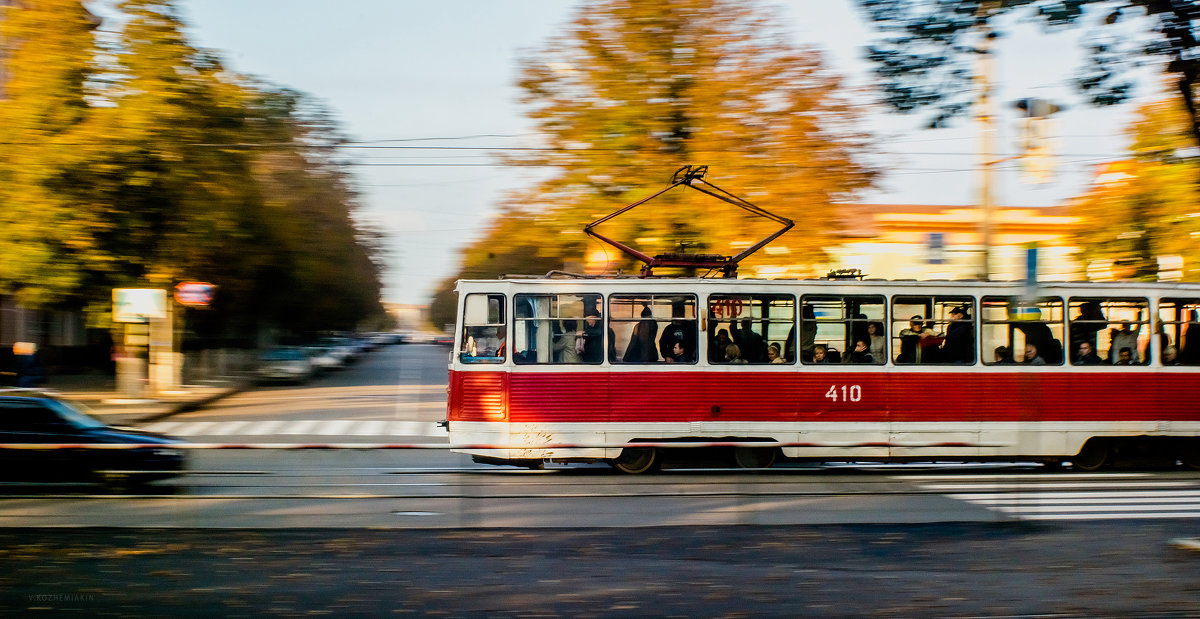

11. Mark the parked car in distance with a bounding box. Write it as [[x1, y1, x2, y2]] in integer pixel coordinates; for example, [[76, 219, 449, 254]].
[[317, 337, 359, 365], [0, 390, 186, 487], [256, 346, 316, 384], [306, 345, 343, 372], [399, 331, 442, 344]]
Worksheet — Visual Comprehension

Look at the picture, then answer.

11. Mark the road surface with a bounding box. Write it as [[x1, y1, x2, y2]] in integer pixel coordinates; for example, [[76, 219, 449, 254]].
[[6, 343, 1200, 615]]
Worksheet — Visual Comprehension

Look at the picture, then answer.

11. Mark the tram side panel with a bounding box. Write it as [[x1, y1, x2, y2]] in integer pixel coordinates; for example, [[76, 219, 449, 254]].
[[770, 370, 892, 461], [448, 370, 513, 459], [449, 367, 1200, 465], [882, 370, 981, 461], [508, 370, 609, 460]]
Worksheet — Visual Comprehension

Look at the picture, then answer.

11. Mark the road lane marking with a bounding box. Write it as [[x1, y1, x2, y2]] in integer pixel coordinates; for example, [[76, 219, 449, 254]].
[[242, 420, 285, 435], [1022, 512, 1200, 521], [920, 477, 1200, 521], [948, 490, 1200, 501], [210, 420, 252, 435], [892, 473, 1155, 480], [317, 420, 355, 435], [921, 481, 1198, 490], [351, 420, 387, 435]]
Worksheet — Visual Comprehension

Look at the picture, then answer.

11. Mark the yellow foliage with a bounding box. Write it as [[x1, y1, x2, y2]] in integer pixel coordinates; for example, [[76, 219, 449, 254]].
[[463, 0, 877, 279]]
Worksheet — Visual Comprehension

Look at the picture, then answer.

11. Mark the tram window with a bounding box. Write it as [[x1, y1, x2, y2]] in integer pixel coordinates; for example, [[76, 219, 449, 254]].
[[1068, 297, 1150, 365], [707, 294, 795, 365], [459, 293, 506, 363], [609, 294, 697, 364], [800, 295, 885, 365], [891, 296, 976, 364], [1157, 298, 1200, 366], [512, 293, 603, 365], [980, 296, 1064, 365]]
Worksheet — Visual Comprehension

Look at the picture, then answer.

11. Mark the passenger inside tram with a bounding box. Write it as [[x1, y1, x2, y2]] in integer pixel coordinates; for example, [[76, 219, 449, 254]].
[[552, 320, 583, 363], [866, 322, 886, 358], [1184, 310, 1200, 364], [1070, 300, 1106, 353], [731, 319, 767, 363], [1015, 315, 1063, 364], [844, 339, 873, 364], [621, 305, 659, 363], [1108, 321, 1141, 364], [1075, 341, 1102, 365], [897, 315, 939, 363], [1023, 343, 1046, 365], [658, 303, 697, 363], [664, 341, 689, 363], [941, 306, 974, 363], [710, 329, 733, 363]]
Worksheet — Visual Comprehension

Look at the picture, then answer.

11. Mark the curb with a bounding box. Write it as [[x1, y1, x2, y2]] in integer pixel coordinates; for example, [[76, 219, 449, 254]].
[[131, 383, 252, 424]]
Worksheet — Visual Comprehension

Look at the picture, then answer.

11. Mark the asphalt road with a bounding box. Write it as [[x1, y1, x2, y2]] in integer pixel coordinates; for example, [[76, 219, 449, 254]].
[[7, 343, 1200, 615], [4, 523, 1200, 616]]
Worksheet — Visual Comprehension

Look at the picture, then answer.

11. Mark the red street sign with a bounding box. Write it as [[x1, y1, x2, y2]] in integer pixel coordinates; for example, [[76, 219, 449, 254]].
[[175, 282, 216, 307]]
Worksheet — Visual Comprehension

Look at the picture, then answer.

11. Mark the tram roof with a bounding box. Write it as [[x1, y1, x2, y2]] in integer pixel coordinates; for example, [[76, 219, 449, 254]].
[[456, 277, 1200, 294]]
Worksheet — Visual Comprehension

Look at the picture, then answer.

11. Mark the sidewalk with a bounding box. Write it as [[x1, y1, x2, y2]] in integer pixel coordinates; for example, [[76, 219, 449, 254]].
[[38, 373, 247, 426]]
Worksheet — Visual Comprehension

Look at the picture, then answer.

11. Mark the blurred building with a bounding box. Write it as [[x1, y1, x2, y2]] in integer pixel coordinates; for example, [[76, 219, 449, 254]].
[[585, 203, 1083, 282], [822, 203, 1082, 282], [0, 297, 95, 377], [386, 303, 434, 332]]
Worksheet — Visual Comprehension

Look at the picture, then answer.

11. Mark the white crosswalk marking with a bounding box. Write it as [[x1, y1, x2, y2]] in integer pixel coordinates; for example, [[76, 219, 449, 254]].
[[914, 474, 1200, 521], [141, 419, 446, 437], [351, 420, 387, 436]]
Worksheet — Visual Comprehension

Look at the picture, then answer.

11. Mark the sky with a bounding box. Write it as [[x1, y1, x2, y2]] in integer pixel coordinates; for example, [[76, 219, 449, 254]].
[[178, 0, 1159, 307]]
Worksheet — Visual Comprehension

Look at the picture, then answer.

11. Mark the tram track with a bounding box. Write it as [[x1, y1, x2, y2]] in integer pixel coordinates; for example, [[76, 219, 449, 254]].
[[5, 467, 1199, 502]]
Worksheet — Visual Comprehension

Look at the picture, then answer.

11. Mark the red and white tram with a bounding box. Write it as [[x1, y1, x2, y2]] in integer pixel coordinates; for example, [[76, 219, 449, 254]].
[[446, 277, 1200, 473]]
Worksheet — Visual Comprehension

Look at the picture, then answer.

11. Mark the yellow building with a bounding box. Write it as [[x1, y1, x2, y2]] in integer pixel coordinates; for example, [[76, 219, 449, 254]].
[[819, 203, 1082, 281], [584, 203, 1083, 281]]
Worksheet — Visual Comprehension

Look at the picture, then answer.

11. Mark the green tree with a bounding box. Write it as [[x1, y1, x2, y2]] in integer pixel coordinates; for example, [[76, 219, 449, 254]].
[[856, 1, 1200, 146], [449, 0, 876, 288], [1071, 90, 1200, 278]]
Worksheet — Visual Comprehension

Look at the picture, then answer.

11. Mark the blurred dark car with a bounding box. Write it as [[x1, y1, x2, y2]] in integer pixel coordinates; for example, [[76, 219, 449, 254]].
[[0, 390, 186, 487]]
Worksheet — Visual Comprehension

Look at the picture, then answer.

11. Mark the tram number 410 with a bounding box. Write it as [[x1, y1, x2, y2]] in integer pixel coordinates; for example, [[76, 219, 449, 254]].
[[825, 384, 863, 402]]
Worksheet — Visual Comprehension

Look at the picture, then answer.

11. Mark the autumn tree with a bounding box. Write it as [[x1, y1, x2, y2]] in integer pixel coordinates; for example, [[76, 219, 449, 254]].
[[0, 0, 99, 308], [1071, 90, 1200, 279], [443, 0, 876, 293], [0, 0, 384, 340], [856, 1, 1200, 146]]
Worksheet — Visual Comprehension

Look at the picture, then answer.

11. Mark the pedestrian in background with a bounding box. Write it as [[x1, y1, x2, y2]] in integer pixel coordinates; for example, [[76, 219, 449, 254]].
[[13, 342, 45, 388]]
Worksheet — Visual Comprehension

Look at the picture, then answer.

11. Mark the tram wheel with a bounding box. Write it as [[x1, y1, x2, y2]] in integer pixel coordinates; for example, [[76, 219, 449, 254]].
[[733, 447, 777, 469], [1071, 440, 1110, 472], [610, 447, 660, 474]]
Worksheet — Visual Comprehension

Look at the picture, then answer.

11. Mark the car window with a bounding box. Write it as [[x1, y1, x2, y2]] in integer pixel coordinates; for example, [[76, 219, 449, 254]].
[[0, 401, 71, 432], [43, 399, 106, 429]]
